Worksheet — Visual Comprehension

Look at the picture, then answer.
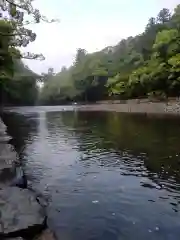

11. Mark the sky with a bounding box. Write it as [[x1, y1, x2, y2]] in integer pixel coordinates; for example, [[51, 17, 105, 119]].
[[23, 0, 180, 74]]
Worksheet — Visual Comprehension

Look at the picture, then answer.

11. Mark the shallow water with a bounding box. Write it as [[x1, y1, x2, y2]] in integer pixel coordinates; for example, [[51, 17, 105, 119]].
[[2, 106, 180, 240]]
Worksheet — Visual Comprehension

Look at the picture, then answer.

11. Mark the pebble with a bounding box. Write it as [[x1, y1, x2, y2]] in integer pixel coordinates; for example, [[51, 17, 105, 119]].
[[112, 213, 116, 216], [92, 200, 99, 204], [155, 227, 159, 231], [148, 229, 152, 233]]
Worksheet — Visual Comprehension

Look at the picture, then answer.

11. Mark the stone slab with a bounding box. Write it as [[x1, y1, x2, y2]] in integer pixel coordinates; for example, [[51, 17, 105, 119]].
[[0, 187, 45, 236]]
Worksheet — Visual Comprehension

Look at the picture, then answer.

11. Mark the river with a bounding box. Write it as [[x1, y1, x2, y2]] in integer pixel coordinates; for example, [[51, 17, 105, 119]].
[[2, 106, 180, 240]]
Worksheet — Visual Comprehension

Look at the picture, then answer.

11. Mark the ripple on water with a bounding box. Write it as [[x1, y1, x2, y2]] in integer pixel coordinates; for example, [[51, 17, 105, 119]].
[[3, 109, 180, 240]]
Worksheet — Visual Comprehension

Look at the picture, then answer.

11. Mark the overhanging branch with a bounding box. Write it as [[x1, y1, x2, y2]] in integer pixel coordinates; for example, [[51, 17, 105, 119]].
[[0, 31, 29, 36], [5, 0, 33, 14]]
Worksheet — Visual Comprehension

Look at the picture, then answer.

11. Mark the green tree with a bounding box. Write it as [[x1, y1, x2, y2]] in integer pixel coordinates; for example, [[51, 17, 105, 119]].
[[157, 8, 171, 24], [0, 0, 58, 59], [0, 1, 59, 106], [153, 29, 180, 60], [171, 4, 180, 29], [40, 3, 180, 104]]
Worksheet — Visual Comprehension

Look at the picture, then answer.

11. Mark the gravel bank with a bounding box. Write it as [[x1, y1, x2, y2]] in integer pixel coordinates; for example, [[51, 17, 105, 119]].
[[76, 100, 180, 115]]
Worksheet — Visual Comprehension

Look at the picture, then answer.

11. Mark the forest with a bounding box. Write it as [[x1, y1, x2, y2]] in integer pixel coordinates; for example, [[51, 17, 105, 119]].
[[0, 0, 52, 106], [40, 4, 180, 105], [1, 2, 180, 106]]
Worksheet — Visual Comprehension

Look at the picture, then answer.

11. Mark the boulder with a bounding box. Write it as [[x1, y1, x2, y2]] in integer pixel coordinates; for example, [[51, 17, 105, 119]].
[[0, 119, 7, 133], [0, 119, 11, 143], [0, 144, 17, 186], [0, 143, 17, 167], [0, 187, 46, 238]]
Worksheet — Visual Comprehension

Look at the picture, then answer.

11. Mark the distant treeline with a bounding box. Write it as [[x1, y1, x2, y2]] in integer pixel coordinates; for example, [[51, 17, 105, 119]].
[[39, 5, 180, 105]]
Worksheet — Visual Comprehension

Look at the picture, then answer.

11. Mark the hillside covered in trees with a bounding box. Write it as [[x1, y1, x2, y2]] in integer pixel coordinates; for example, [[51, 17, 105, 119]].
[[40, 4, 180, 105]]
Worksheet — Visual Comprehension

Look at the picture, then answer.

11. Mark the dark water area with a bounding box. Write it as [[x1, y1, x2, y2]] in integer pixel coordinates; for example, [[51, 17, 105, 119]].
[[2, 106, 180, 240]]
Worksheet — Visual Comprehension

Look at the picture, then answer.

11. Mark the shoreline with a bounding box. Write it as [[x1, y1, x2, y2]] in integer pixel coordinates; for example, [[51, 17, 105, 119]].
[[0, 118, 56, 240], [2, 98, 180, 116], [76, 100, 180, 115]]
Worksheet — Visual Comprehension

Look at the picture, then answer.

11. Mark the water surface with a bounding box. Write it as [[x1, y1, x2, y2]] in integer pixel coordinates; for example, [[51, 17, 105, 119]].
[[2, 106, 180, 240]]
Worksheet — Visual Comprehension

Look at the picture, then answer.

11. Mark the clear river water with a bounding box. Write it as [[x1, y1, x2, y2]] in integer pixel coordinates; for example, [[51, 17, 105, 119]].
[[2, 106, 180, 240]]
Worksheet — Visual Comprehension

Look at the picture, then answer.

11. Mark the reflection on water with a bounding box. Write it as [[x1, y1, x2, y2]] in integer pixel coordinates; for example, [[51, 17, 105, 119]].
[[2, 108, 180, 240]]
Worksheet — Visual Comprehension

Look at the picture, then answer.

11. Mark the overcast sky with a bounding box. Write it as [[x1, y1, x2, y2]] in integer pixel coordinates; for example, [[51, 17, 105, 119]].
[[23, 0, 180, 74]]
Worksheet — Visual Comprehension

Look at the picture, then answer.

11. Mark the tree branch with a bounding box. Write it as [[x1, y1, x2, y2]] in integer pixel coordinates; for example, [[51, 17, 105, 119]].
[[21, 54, 45, 61], [0, 31, 29, 36], [5, 0, 33, 13]]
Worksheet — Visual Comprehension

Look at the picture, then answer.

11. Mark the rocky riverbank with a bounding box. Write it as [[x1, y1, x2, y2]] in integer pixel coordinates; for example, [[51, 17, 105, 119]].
[[0, 118, 55, 240], [76, 99, 180, 115]]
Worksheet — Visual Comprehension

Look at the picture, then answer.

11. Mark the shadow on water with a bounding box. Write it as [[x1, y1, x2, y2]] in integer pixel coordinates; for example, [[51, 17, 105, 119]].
[[55, 111, 180, 182], [1, 111, 38, 153], [2, 108, 180, 240]]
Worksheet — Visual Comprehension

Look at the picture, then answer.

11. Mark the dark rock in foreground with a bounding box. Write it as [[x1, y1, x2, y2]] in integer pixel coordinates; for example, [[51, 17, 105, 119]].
[[0, 187, 46, 238]]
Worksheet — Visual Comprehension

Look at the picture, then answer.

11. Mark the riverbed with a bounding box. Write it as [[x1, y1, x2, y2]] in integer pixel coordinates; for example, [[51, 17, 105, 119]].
[[2, 106, 180, 240]]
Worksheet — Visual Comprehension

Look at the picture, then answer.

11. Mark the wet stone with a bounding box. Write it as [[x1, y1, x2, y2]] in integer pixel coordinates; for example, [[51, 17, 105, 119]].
[[0, 167, 16, 188], [0, 187, 45, 237], [0, 135, 11, 143], [0, 143, 17, 186], [0, 119, 11, 142], [0, 119, 7, 133], [0, 144, 17, 171]]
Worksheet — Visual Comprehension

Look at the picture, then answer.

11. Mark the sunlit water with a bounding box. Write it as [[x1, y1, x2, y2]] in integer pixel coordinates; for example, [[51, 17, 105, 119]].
[[2, 106, 180, 240]]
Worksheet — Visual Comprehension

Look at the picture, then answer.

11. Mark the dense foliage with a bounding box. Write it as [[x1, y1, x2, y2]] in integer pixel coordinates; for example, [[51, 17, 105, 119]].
[[1, 59, 40, 105], [40, 5, 180, 104], [0, 0, 56, 106]]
